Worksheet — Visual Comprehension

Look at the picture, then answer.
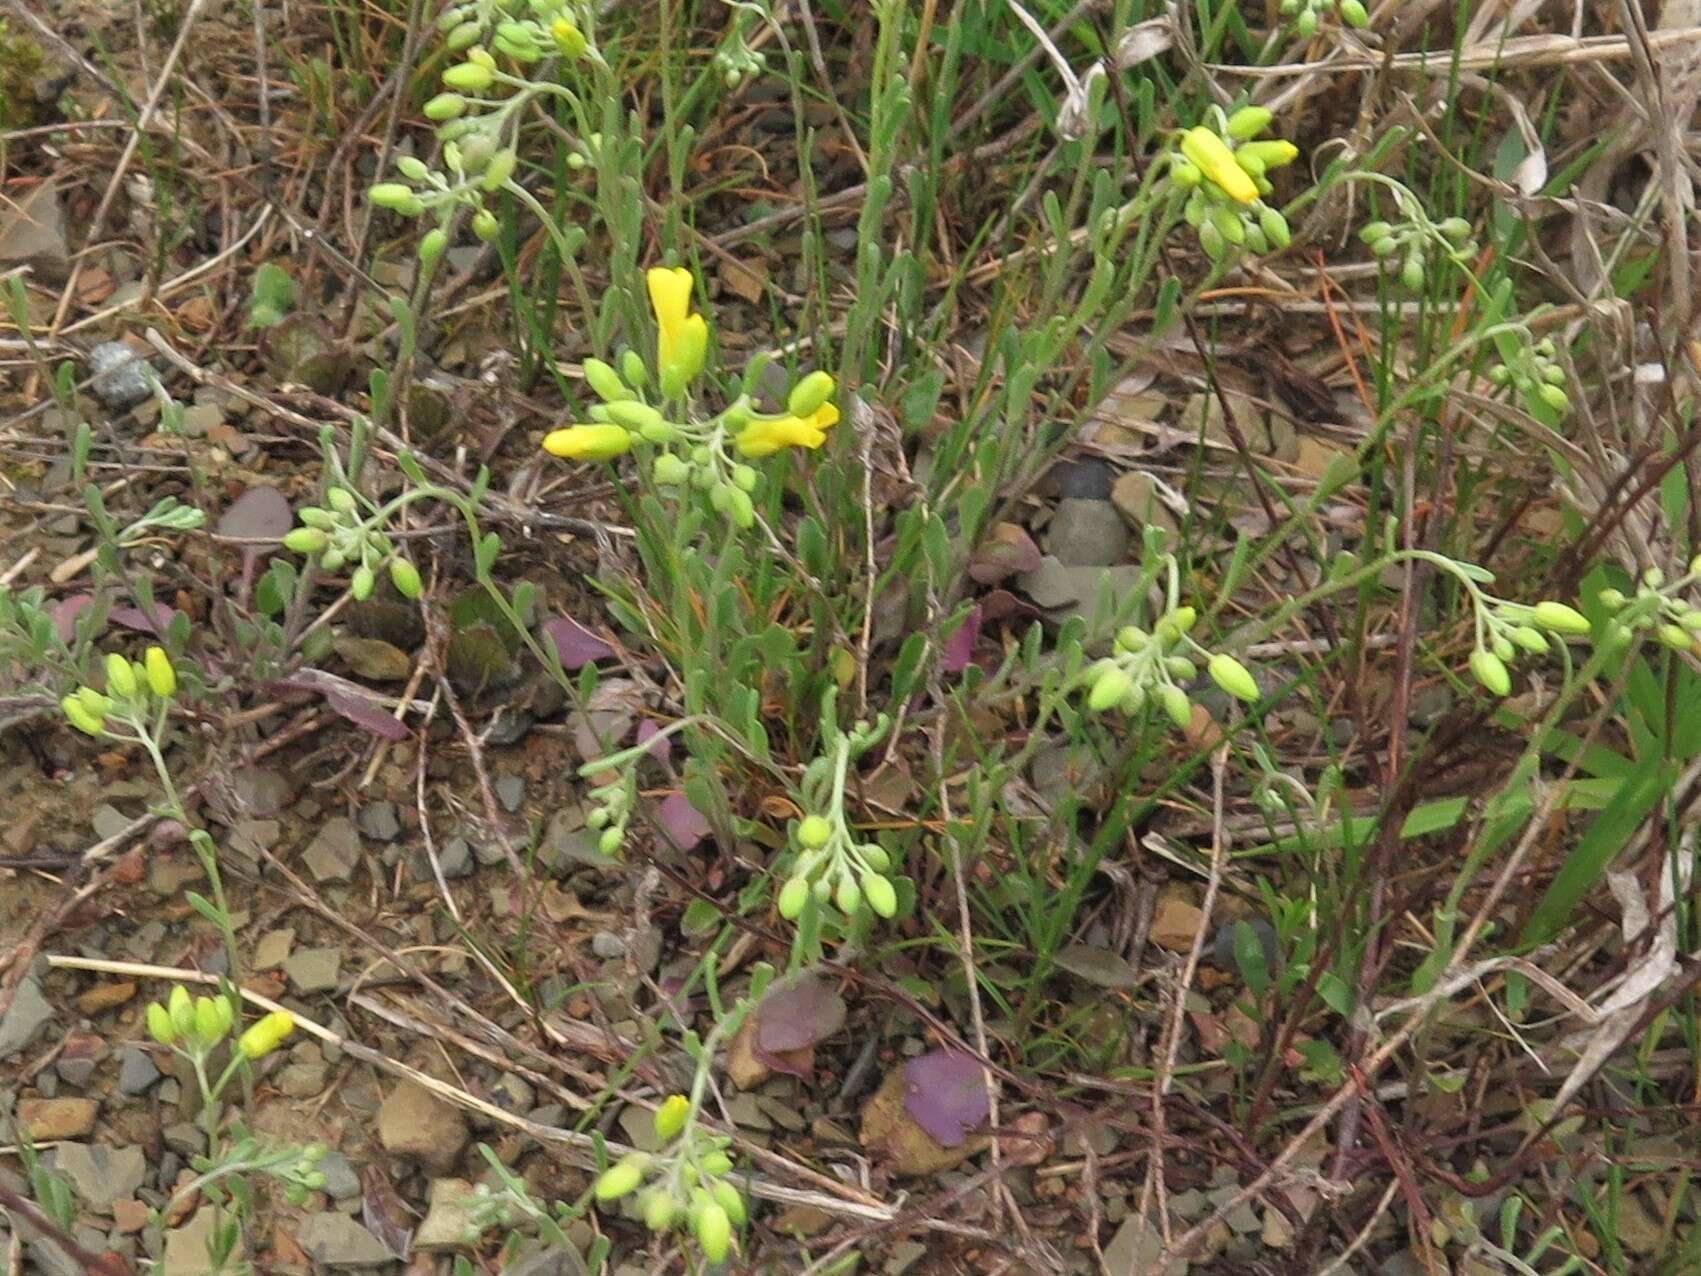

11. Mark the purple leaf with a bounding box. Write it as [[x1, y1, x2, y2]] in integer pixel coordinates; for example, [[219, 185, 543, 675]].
[[903, 1050, 989, 1147], [110, 605, 181, 635], [636, 720, 672, 762], [655, 792, 711, 848], [51, 595, 96, 642], [217, 486, 294, 542], [756, 971, 846, 1054], [541, 616, 615, 671], [323, 689, 410, 740], [942, 604, 982, 674]]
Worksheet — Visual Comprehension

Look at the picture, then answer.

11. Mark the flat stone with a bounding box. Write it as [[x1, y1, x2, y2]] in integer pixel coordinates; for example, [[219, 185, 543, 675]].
[[303, 817, 362, 882], [356, 802, 400, 842], [277, 1061, 329, 1098], [1047, 498, 1131, 567], [164, 1207, 241, 1276], [317, 1150, 360, 1200], [18, 1098, 99, 1140], [1111, 471, 1181, 545], [177, 403, 223, 438], [0, 180, 69, 282], [0, 976, 54, 1059], [75, 981, 137, 1015], [495, 775, 525, 812], [162, 1122, 203, 1159], [1103, 1213, 1188, 1276], [116, 1046, 162, 1096], [252, 928, 295, 970], [439, 838, 472, 879], [285, 946, 342, 995], [414, 1178, 483, 1250], [111, 1198, 150, 1234], [88, 342, 157, 410], [377, 1080, 468, 1175], [590, 932, 625, 960], [295, 1213, 394, 1267], [91, 805, 133, 840], [54, 1142, 146, 1210], [1016, 557, 1144, 612], [55, 1032, 107, 1088]]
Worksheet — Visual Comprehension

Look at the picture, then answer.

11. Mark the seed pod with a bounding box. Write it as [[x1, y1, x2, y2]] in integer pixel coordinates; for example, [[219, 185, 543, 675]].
[[1468, 648, 1511, 697]]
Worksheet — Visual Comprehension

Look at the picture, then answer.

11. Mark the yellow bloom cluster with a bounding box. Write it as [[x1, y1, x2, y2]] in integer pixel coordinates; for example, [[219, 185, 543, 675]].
[[734, 401, 839, 458]]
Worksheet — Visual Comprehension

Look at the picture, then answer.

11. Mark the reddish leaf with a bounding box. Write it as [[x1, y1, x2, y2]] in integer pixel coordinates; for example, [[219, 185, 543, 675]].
[[217, 486, 293, 542], [110, 605, 181, 634], [636, 719, 672, 762], [756, 971, 845, 1054], [540, 616, 614, 671], [51, 595, 95, 642], [903, 1050, 989, 1148], [324, 690, 410, 740], [942, 604, 982, 674], [655, 792, 711, 848]]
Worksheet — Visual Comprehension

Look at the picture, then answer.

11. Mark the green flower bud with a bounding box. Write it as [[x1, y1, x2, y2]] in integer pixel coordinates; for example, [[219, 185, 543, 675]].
[[1163, 656, 1198, 682], [1537, 383, 1571, 413], [444, 21, 481, 50], [787, 370, 836, 418], [1121, 684, 1147, 715], [1438, 216, 1472, 243], [727, 488, 755, 530], [1211, 204, 1247, 245], [1198, 220, 1226, 260], [640, 1189, 677, 1231], [105, 652, 138, 698], [652, 453, 689, 485], [861, 843, 890, 872], [1226, 105, 1273, 140], [1531, 601, 1590, 634], [694, 1200, 732, 1263], [1160, 684, 1192, 729], [284, 527, 329, 554], [1115, 626, 1148, 651], [368, 183, 417, 211], [835, 874, 861, 915], [777, 875, 810, 919], [1491, 634, 1515, 662], [1360, 220, 1393, 243], [1087, 667, 1133, 712], [1511, 626, 1548, 653], [424, 92, 467, 120], [320, 547, 345, 572], [1542, 364, 1566, 385], [194, 995, 226, 1047], [1338, 0, 1369, 27], [350, 566, 375, 602], [1401, 253, 1427, 291], [594, 1155, 647, 1201], [862, 872, 897, 918], [1372, 234, 1401, 260], [1297, 8, 1317, 36], [1469, 648, 1511, 696], [418, 228, 448, 268], [472, 209, 500, 241], [731, 464, 758, 493], [1259, 205, 1291, 248], [442, 61, 494, 93], [480, 149, 518, 192], [1656, 623, 1693, 651], [389, 558, 422, 600], [599, 827, 624, 857], [169, 985, 196, 1038], [147, 1001, 178, 1046], [699, 1151, 733, 1176], [654, 1095, 690, 1141], [1172, 606, 1198, 631], [296, 506, 334, 529], [1680, 609, 1701, 632], [582, 358, 631, 403], [1169, 159, 1202, 188], [327, 487, 358, 514], [620, 349, 648, 387], [1234, 148, 1265, 179], [1487, 364, 1511, 386], [1207, 653, 1260, 703], [396, 156, 429, 182], [711, 1180, 747, 1227], [798, 815, 832, 848]]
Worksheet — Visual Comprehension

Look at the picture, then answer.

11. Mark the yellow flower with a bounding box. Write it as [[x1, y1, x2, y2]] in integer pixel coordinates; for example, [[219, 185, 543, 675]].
[[734, 402, 840, 458], [144, 647, 176, 698], [542, 424, 634, 461], [1179, 127, 1258, 204], [654, 1094, 690, 1141], [646, 266, 708, 394], [238, 1010, 296, 1060]]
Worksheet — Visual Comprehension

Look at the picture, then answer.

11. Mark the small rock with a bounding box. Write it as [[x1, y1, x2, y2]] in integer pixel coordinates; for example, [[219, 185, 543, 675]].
[[161, 1122, 203, 1159], [357, 802, 401, 841], [54, 1142, 147, 1209], [303, 817, 363, 882], [112, 1198, 150, 1234], [725, 1092, 771, 1131], [1103, 1213, 1188, 1275], [165, 1207, 242, 1276], [317, 1150, 360, 1199], [1047, 498, 1131, 567], [252, 928, 295, 970], [1151, 891, 1204, 953], [470, 837, 505, 868], [75, 981, 137, 1015], [378, 1080, 468, 1174], [91, 805, 133, 840], [148, 858, 203, 899], [439, 838, 473, 879], [590, 932, 626, 960], [491, 1073, 533, 1114], [885, 1240, 930, 1275], [414, 1178, 483, 1250], [0, 976, 55, 1059], [494, 775, 525, 813], [18, 1097, 99, 1140], [1048, 458, 1115, 500], [278, 1061, 329, 1098], [1111, 471, 1181, 545], [296, 1213, 395, 1267], [88, 342, 157, 410], [55, 1032, 108, 1088], [0, 180, 69, 282], [285, 946, 342, 995], [116, 1046, 163, 1096], [177, 403, 223, 438]]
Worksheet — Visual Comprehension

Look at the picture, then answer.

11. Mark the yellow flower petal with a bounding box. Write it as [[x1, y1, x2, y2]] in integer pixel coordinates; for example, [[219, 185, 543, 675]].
[[1180, 127, 1258, 204], [238, 1010, 295, 1060], [543, 424, 633, 461], [646, 266, 695, 372]]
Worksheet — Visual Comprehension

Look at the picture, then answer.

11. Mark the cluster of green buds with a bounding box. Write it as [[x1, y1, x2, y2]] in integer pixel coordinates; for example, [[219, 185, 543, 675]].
[[584, 767, 637, 857], [1167, 108, 1297, 261], [1597, 564, 1701, 654], [1465, 598, 1591, 696], [775, 698, 896, 922], [1281, 0, 1369, 36], [61, 646, 178, 738], [542, 268, 840, 530], [594, 1095, 744, 1264], [713, 15, 766, 89], [367, 0, 593, 264], [1486, 336, 1572, 417], [147, 987, 298, 1063], [1360, 211, 1475, 291], [1081, 605, 1261, 725], [284, 486, 423, 603]]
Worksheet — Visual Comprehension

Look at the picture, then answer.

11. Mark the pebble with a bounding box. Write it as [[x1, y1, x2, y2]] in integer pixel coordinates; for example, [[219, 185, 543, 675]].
[[439, 838, 473, 879], [317, 1150, 360, 1200], [0, 975, 55, 1059], [295, 1213, 395, 1267], [115, 1048, 161, 1102], [18, 1097, 99, 1140], [161, 1123, 203, 1159], [491, 1072, 534, 1114], [91, 805, 133, 840], [285, 947, 342, 994], [278, 1061, 329, 1098], [1048, 458, 1115, 500], [303, 817, 363, 882], [377, 1080, 468, 1175], [414, 1178, 483, 1250], [55, 1033, 107, 1088], [1047, 498, 1131, 567], [252, 928, 295, 970], [495, 775, 525, 812], [75, 981, 137, 1015], [54, 1142, 146, 1209], [88, 342, 157, 410], [357, 802, 401, 841], [590, 932, 626, 960]]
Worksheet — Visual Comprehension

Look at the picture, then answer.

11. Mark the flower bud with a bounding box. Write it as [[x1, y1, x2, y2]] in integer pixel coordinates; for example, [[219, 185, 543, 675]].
[[480, 149, 517, 192], [777, 875, 810, 919], [594, 1155, 648, 1202], [726, 488, 755, 530], [368, 183, 417, 210], [1401, 253, 1426, 291], [424, 92, 466, 120], [582, 358, 631, 403], [389, 558, 423, 600], [284, 527, 329, 554], [599, 827, 623, 856], [711, 1180, 747, 1227], [472, 209, 500, 241], [652, 454, 689, 485], [862, 872, 897, 918], [105, 652, 138, 698], [1225, 105, 1273, 140], [700, 1150, 733, 1176], [603, 400, 665, 432], [861, 842, 890, 872], [1656, 623, 1693, 652], [1259, 205, 1291, 248], [787, 370, 835, 418], [418, 228, 448, 268], [1469, 648, 1511, 696], [1160, 685, 1192, 729], [654, 1095, 690, 1141], [1208, 653, 1260, 703], [239, 1009, 295, 1059], [169, 986, 196, 1038], [798, 815, 832, 849], [1116, 626, 1148, 651], [1438, 216, 1472, 243], [640, 1189, 677, 1231], [147, 1001, 178, 1046], [1169, 158, 1201, 188], [194, 995, 227, 1046], [350, 566, 375, 602], [620, 349, 648, 387], [693, 1200, 732, 1263], [1163, 656, 1197, 682], [442, 61, 493, 93], [1339, 0, 1369, 27], [731, 464, 758, 493], [1087, 667, 1133, 712], [444, 21, 481, 50], [1537, 383, 1570, 413], [551, 16, 586, 58], [1235, 140, 1300, 170], [835, 875, 861, 915], [76, 686, 114, 718], [1511, 625, 1548, 653], [1530, 601, 1590, 634], [320, 547, 346, 571], [1360, 220, 1393, 243]]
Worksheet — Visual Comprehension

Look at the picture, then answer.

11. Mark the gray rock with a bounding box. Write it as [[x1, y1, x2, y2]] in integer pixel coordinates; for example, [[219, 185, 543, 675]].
[[295, 1214, 395, 1267], [1048, 458, 1115, 500], [303, 817, 362, 882], [162, 1123, 203, 1159], [483, 708, 533, 746], [590, 932, 626, 960], [88, 342, 157, 411], [116, 1046, 163, 1096], [1103, 1213, 1188, 1275], [317, 1150, 360, 1200], [0, 976, 54, 1059], [252, 928, 295, 971], [54, 1143, 147, 1210], [378, 1080, 468, 1175], [177, 403, 223, 438], [414, 1178, 483, 1250], [491, 1073, 533, 1114], [1017, 556, 1143, 611], [285, 947, 342, 995], [494, 775, 525, 813], [357, 802, 400, 841], [91, 805, 133, 840], [439, 838, 473, 879], [470, 838, 505, 868], [278, 1062, 329, 1098], [1047, 498, 1131, 567], [0, 180, 69, 282]]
